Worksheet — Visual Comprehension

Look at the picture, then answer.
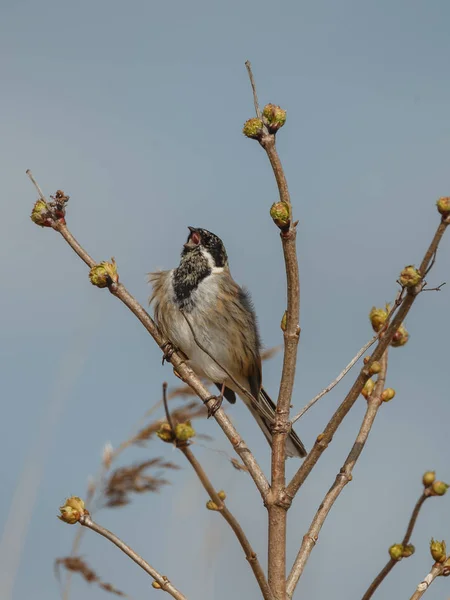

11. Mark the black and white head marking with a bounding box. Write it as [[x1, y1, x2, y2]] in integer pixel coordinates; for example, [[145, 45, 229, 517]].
[[182, 227, 228, 268], [172, 227, 228, 309]]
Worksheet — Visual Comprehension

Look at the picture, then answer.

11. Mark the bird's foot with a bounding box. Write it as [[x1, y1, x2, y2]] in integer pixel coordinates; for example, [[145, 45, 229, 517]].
[[206, 395, 223, 418], [161, 341, 175, 365], [206, 383, 225, 418]]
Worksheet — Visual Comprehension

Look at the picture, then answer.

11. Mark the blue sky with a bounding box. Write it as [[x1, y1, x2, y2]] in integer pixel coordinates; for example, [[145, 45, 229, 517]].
[[1, 1, 449, 599]]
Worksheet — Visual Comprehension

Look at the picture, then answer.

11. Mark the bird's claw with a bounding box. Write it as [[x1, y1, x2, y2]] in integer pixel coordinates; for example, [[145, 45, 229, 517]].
[[161, 342, 175, 365], [206, 395, 223, 418]]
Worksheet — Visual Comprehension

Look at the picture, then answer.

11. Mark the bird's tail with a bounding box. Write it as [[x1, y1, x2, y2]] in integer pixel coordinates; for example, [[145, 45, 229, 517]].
[[247, 387, 307, 458]]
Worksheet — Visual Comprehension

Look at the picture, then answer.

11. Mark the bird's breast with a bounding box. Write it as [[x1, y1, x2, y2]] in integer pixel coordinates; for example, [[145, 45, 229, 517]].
[[160, 273, 232, 383]]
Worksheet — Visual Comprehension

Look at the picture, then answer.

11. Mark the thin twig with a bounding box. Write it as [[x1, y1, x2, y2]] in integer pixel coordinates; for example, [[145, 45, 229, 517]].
[[286, 218, 448, 502], [361, 491, 431, 600], [79, 515, 187, 600], [419, 224, 447, 274], [402, 494, 429, 544], [287, 350, 389, 598], [162, 382, 176, 433], [409, 562, 446, 599], [245, 60, 262, 119], [362, 561, 397, 600], [26, 171, 270, 500], [180, 446, 274, 600], [291, 335, 377, 424], [26, 169, 46, 200], [424, 250, 437, 276], [291, 285, 406, 425], [422, 282, 446, 292]]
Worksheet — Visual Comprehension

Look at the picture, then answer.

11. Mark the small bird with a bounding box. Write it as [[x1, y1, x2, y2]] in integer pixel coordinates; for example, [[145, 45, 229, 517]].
[[149, 227, 306, 458]]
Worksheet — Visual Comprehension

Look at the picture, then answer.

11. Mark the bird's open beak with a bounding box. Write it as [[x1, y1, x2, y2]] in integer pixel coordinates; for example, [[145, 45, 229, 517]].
[[184, 226, 201, 249]]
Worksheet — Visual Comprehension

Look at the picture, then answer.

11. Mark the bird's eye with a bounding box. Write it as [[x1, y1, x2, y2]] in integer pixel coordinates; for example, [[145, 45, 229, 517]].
[[191, 231, 201, 245]]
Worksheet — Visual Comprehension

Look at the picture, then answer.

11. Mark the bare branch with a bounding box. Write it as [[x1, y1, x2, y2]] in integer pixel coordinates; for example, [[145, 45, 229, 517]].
[[79, 514, 187, 600], [361, 491, 432, 600], [286, 217, 448, 501], [287, 350, 389, 597], [402, 494, 429, 546], [180, 446, 274, 600], [55, 217, 97, 268], [409, 562, 446, 599], [361, 561, 397, 600], [26, 172, 270, 500], [244, 61, 300, 599]]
